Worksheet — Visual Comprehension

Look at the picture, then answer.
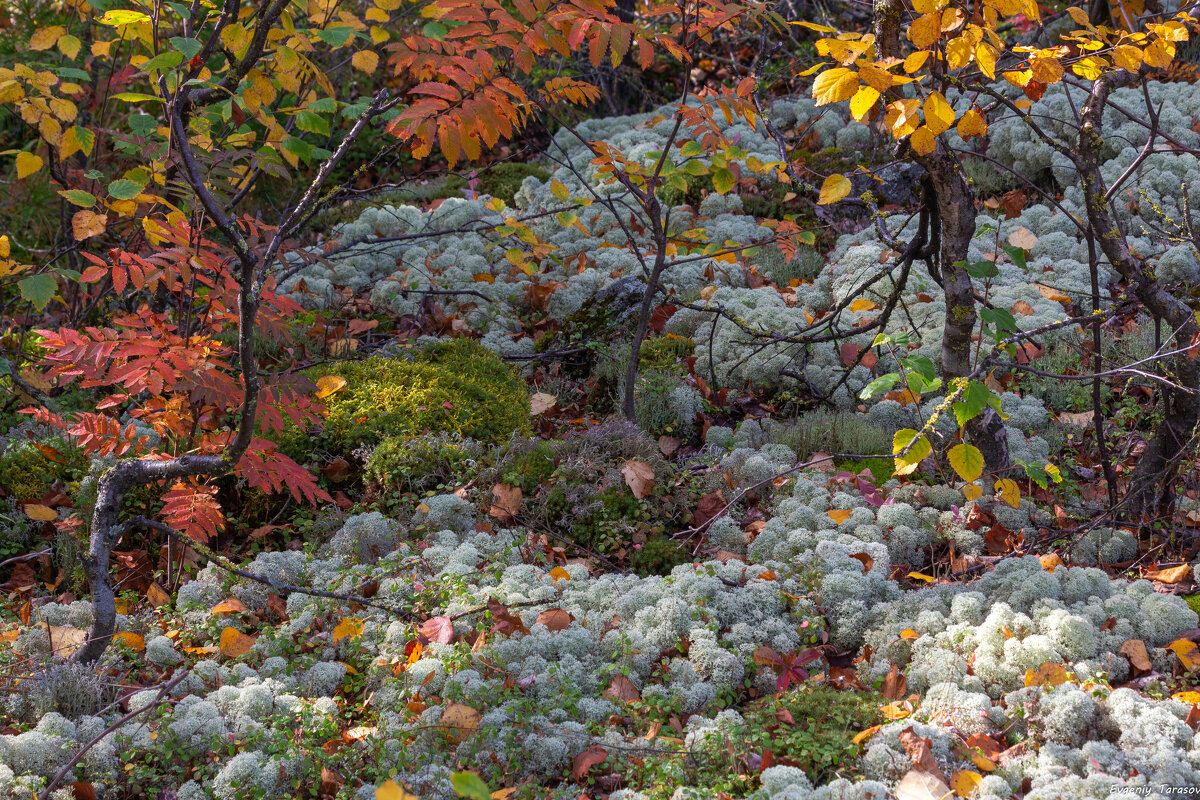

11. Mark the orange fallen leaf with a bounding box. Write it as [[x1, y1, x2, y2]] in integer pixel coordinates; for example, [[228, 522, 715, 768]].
[[441, 702, 481, 743], [1145, 564, 1191, 584], [535, 609, 573, 632], [827, 509, 853, 524], [112, 632, 145, 652], [210, 598, 248, 615], [1169, 639, 1200, 671], [1024, 662, 1070, 688], [218, 626, 256, 657]]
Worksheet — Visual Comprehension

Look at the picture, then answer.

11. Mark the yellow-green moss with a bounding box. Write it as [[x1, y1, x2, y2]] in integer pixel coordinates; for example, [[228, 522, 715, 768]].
[[0, 439, 87, 501], [310, 339, 529, 452]]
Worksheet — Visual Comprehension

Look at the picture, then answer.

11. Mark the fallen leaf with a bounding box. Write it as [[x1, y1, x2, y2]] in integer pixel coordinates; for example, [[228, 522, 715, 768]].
[[849, 551, 874, 574], [622, 459, 655, 499], [530, 392, 556, 415], [880, 700, 913, 721], [693, 490, 726, 527], [883, 664, 908, 699], [1119, 639, 1153, 675], [112, 632, 145, 652], [900, 629, 921, 640], [210, 598, 248, 615], [1035, 283, 1071, 303], [603, 674, 641, 703], [950, 770, 983, 797], [1007, 227, 1038, 250], [146, 582, 171, 607], [899, 726, 946, 782], [1024, 662, 1070, 688], [894, 768, 952, 800], [907, 571, 934, 583], [852, 724, 883, 745], [1145, 564, 1191, 584], [218, 626, 256, 658], [536, 608, 574, 632], [489, 484, 522, 522], [1038, 553, 1063, 573], [1169, 639, 1200, 671], [548, 566, 571, 583], [332, 617, 364, 644], [35, 623, 88, 658], [572, 745, 607, 781], [658, 435, 680, 457], [315, 375, 347, 399], [1010, 300, 1035, 316], [441, 703, 481, 743], [827, 509, 853, 524], [420, 616, 455, 644], [23, 504, 58, 521], [375, 781, 420, 800], [320, 767, 345, 797]]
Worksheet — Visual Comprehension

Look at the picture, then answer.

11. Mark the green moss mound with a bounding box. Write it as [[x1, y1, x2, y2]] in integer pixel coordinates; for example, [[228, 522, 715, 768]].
[[442, 162, 550, 204], [0, 438, 87, 502], [311, 339, 529, 453]]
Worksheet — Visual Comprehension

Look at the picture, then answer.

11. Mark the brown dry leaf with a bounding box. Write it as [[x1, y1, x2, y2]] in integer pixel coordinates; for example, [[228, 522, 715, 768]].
[[36, 623, 88, 659], [603, 674, 641, 704], [693, 490, 726, 527], [441, 702, 481, 743], [536, 608, 574, 632], [899, 726, 947, 783], [1057, 410, 1094, 427], [1007, 227, 1038, 250], [714, 550, 745, 564], [1119, 639, 1153, 674], [530, 392, 557, 415], [71, 783, 97, 800], [883, 664, 908, 700], [320, 767, 345, 797], [1010, 300, 1035, 316], [210, 598, 248, 615], [218, 626, 256, 658], [146, 582, 171, 607], [489, 484, 522, 522], [572, 744, 607, 781], [622, 459, 655, 499], [1144, 564, 1191, 584], [658, 435, 680, 457], [849, 552, 874, 574], [894, 768, 953, 800]]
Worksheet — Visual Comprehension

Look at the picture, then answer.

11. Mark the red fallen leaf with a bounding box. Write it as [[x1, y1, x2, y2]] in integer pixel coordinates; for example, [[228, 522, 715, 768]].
[[71, 782, 97, 800], [1101, 617, 1117, 632], [849, 552, 874, 574], [321, 458, 352, 483], [840, 342, 879, 369], [966, 733, 1005, 760], [775, 708, 795, 725], [1000, 188, 1028, 219], [572, 745, 607, 781], [487, 598, 529, 637], [266, 593, 288, 621], [420, 616, 455, 644], [1015, 341, 1042, 365], [984, 523, 1019, 555], [536, 608, 574, 632], [333, 491, 353, 510], [965, 504, 995, 531], [693, 490, 726, 528], [648, 304, 678, 333]]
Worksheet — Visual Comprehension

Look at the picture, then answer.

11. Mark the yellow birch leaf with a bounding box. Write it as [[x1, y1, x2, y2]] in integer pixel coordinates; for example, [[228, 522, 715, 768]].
[[850, 298, 880, 312], [15, 152, 43, 179], [994, 478, 1021, 508], [849, 85, 880, 121], [58, 34, 81, 60], [30, 26, 66, 51], [1025, 661, 1070, 687], [818, 174, 852, 205], [900, 628, 921, 639], [549, 566, 571, 582], [827, 509, 853, 524], [812, 67, 859, 106], [885, 98, 921, 138], [957, 108, 987, 139], [908, 13, 942, 48], [948, 443, 984, 482], [950, 770, 983, 797], [1168, 640, 1200, 670], [910, 125, 936, 156], [351, 49, 379, 73], [113, 632, 146, 651], [975, 43, 998, 79], [1113, 45, 1143, 71], [858, 62, 894, 92], [904, 51, 931, 73], [924, 91, 955, 135], [1039, 553, 1064, 573], [941, 7, 966, 31], [72, 210, 107, 241], [946, 35, 974, 69]]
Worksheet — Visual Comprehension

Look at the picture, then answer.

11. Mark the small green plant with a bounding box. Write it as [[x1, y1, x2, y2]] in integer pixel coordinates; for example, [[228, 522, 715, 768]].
[[630, 533, 692, 577], [365, 433, 485, 495]]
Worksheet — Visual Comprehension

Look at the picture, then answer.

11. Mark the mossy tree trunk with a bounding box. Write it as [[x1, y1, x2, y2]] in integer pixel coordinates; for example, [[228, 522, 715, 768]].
[[874, 0, 1009, 472]]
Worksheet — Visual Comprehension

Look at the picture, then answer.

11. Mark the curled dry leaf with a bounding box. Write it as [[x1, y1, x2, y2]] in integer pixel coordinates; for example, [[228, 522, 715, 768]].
[[1119, 639, 1153, 674], [210, 598, 248, 615], [489, 484, 522, 522], [1144, 564, 1191, 584], [622, 459, 655, 499]]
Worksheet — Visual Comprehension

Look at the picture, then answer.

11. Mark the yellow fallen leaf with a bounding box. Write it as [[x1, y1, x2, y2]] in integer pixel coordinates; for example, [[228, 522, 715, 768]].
[[315, 375, 347, 399], [333, 617, 364, 644], [963, 484, 983, 502], [218, 626, 256, 657], [1039, 553, 1063, 573], [1168, 640, 1200, 671], [1007, 226, 1038, 250], [146, 582, 171, 607], [950, 769, 983, 797], [827, 509, 853, 524], [1025, 661, 1070, 688], [1036, 283, 1071, 303], [970, 753, 997, 772], [900, 629, 920, 640], [114, 598, 129, 615], [23, 504, 58, 522], [1172, 689, 1200, 704], [907, 571, 934, 583], [375, 780, 420, 800], [34, 623, 88, 659], [548, 566, 571, 583], [210, 598, 248, 615], [441, 702, 482, 743], [852, 724, 883, 744], [994, 478, 1021, 509], [112, 632, 145, 652], [850, 298, 880, 313], [879, 700, 913, 720]]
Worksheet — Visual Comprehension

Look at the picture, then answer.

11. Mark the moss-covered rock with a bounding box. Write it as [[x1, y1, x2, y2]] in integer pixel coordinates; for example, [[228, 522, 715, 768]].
[[308, 338, 529, 454]]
